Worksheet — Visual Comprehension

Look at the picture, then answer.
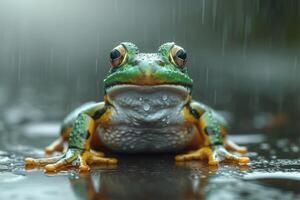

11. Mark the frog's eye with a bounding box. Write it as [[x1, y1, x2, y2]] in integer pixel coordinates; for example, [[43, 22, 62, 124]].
[[110, 44, 127, 67], [169, 45, 187, 68]]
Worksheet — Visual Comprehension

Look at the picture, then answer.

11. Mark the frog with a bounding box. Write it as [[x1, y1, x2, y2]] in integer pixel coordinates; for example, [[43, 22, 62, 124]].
[[25, 42, 250, 173]]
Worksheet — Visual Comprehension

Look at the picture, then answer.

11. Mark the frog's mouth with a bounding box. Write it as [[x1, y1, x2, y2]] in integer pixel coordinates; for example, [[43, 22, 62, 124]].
[[106, 84, 190, 97], [105, 84, 190, 108], [105, 84, 191, 94]]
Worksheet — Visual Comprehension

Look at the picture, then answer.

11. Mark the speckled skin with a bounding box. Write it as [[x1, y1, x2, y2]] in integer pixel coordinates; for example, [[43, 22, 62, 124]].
[[25, 42, 250, 173], [101, 85, 196, 153]]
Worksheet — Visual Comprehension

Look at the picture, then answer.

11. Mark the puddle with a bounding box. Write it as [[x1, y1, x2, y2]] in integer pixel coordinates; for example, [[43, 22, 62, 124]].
[[245, 171, 300, 181], [0, 172, 26, 183], [207, 178, 300, 200], [0, 117, 299, 199], [0, 171, 77, 200]]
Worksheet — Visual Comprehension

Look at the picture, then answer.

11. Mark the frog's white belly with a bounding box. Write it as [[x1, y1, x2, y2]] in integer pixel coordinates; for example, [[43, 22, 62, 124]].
[[98, 85, 197, 153]]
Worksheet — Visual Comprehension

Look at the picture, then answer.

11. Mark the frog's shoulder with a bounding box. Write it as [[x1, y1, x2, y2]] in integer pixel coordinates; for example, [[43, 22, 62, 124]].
[[189, 100, 211, 116], [189, 100, 229, 129], [61, 102, 106, 130]]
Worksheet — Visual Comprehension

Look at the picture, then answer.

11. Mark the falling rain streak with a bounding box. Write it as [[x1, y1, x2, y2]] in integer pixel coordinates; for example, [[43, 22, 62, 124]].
[[0, 1, 300, 198]]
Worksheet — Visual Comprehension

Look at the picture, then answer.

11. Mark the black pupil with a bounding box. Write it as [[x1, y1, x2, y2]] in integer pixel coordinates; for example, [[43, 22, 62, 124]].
[[176, 49, 187, 60], [110, 49, 121, 60]]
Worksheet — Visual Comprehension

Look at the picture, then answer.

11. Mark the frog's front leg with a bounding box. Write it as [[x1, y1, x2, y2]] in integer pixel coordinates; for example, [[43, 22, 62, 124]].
[[176, 102, 250, 165], [45, 102, 99, 155], [25, 103, 117, 173]]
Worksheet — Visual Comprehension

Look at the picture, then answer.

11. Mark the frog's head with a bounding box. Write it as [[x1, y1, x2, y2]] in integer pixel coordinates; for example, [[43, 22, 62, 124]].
[[104, 42, 193, 93]]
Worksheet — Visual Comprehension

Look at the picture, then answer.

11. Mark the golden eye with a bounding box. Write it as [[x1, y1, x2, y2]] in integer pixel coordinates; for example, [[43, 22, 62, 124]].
[[170, 45, 187, 67], [110, 44, 127, 67]]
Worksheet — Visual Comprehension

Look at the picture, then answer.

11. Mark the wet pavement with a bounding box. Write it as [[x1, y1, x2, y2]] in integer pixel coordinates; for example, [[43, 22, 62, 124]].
[[0, 120, 299, 200]]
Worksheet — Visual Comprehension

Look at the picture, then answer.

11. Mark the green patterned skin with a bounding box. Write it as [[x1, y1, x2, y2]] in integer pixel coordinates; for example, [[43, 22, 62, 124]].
[[103, 42, 193, 89], [68, 113, 92, 150], [24, 42, 249, 173], [202, 111, 223, 145]]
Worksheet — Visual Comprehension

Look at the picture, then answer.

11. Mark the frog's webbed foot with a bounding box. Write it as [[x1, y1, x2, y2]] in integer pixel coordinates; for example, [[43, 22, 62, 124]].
[[175, 146, 250, 166], [44, 137, 66, 155], [25, 149, 117, 173], [224, 139, 248, 154]]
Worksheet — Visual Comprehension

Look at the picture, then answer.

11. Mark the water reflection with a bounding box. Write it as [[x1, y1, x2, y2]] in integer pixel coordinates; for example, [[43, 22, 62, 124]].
[[0, 139, 300, 200], [66, 157, 300, 200], [68, 160, 215, 200]]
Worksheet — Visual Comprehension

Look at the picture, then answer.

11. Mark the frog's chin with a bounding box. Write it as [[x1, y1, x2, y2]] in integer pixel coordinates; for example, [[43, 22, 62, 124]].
[[106, 84, 190, 99]]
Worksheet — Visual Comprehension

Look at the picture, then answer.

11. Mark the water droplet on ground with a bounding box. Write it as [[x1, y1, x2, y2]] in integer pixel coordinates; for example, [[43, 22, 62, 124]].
[[143, 103, 150, 111]]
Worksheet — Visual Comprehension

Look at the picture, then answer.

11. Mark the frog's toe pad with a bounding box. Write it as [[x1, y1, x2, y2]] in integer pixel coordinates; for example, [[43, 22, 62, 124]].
[[238, 147, 248, 154], [175, 147, 219, 165], [86, 151, 118, 165], [240, 157, 250, 163], [44, 164, 59, 172], [227, 156, 250, 164], [25, 158, 38, 167], [175, 146, 250, 166]]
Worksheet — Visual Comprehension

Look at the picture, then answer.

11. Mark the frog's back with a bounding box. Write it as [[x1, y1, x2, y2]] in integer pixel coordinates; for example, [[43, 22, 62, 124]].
[[98, 85, 198, 153]]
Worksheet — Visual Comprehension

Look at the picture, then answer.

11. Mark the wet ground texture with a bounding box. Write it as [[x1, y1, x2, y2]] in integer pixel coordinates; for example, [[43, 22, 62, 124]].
[[0, 116, 299, 200]]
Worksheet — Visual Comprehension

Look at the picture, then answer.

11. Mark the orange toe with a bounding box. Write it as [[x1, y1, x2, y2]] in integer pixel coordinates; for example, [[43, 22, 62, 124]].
[[25, 158, 37, 167]]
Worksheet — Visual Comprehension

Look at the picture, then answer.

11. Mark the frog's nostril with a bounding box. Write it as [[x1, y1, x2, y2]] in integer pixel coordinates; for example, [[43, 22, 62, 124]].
[[158, 60, 164, 66], [138, 64, 158, 79]]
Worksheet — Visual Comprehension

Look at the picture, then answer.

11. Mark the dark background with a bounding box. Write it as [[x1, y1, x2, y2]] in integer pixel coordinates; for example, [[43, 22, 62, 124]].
[[0, 0, 300, 134]]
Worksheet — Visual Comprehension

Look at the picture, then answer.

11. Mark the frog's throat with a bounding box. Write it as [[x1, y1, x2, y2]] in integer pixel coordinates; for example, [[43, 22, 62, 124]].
[[102, 84, 194, 153], [106, 84, 190, 106]]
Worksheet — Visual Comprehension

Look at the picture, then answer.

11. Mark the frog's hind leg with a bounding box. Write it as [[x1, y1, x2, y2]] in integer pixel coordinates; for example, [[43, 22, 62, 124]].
[[44, 126, 72, 154], [45, 102, 97, 155], [218, 123, 248, 154], [217, 117, 248, 154], [209, 112, 248, 155], [224, 139, 248, 154]]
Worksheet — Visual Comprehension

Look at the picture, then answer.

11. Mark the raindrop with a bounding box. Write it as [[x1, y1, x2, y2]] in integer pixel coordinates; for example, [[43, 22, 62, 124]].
[[95, 59, 98, 74], [212, 0, 218, 28], [162, 95, 168, 101], [291, 145, 299, 153], [222, 23, 227, 56], [213, 90, 217, 104], [17, 52, 22, 81], [202, 0, 206, 24], [143, 103, 150, 111], [260, 143, 270, 150], [271, 155, 277, 159], [190, 174, 200, 180], [205, 67, 209, 86]]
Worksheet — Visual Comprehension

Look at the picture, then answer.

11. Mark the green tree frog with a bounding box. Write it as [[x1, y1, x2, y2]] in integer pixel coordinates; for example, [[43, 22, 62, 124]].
[[25, 42, 249, 172]]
